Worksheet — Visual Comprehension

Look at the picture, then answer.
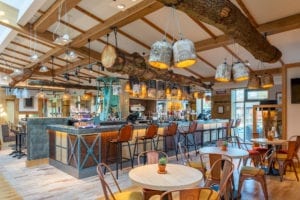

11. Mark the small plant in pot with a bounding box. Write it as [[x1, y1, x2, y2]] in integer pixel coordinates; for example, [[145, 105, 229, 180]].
[[221, 141, 228, 151], [158, 157, 167, 173]]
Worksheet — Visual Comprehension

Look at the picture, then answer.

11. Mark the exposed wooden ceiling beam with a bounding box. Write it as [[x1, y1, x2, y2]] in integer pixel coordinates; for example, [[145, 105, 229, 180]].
[[71, 0, 163, 47], [157, 0, 281, 63], [33, 0, 82, 33], [194, 13, 300, 53], [0, 67, 14, 74]]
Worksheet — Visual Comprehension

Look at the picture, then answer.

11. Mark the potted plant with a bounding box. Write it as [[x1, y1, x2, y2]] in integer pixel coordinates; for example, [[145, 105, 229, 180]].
[[221, 141, 228, 151], [158, 157, 167, 173]]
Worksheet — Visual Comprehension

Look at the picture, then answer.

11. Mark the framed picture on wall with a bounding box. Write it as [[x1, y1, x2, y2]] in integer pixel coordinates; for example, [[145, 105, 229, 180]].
[[276, 92, 282, 105], [24, 97, 34, 108]]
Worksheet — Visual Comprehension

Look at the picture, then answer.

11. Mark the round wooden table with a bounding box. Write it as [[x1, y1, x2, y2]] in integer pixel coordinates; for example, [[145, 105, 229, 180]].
[[128, 164, 203, 191], [199, 146, 249, 159]]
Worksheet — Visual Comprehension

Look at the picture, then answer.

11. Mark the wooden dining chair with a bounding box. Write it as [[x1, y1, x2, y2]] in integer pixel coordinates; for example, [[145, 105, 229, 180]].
[[137, 150, 168, 166], [204, 158, 235, 200], [158, 187, 219, 200], [274, 141, 299, 182], [177, 141, 207, 181], [96, 163, 143, 200], [137, 150, 168, 200]]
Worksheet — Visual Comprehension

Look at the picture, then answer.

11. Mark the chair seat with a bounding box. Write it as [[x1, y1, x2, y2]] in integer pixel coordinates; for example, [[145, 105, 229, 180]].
[[240, 166, 265, 176], [253, 147, 268, 152], [277, 149, 288, 154], [98, 191, 143, 200], [248, 150, 261, 155], [149, 190, 219, 200], [276, 153, 288, 160], [189, 161, 206, 171]]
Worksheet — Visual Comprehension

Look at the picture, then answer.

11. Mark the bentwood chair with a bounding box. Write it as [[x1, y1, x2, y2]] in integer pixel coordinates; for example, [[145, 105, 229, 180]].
[[105, 124, 134, 179], [158, 187, 219, 200], [137, 150, 168, 200], [97, 163, 143, 200], [204, 158, 235, 200]]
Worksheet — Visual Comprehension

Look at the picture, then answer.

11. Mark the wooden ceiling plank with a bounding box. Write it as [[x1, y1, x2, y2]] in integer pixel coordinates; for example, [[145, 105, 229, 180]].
[[197, 55, 216, 70], [222, 46, 253, 72], [0, 67, 14, 74], [184, 68, 204, 79], [33, 0, 82, 33], [71, 0, 163, 47], [1, 53, 30, 64], [141, 17, 173, 41]]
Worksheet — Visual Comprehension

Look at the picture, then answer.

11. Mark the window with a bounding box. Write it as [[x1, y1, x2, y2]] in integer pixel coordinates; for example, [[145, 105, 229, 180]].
[[246, 89, 268, 101]]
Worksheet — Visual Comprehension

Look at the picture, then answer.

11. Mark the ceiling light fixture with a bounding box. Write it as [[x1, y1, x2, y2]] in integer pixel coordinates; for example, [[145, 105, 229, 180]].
[[148, 6, 196, 69], [215, 59, 231, 82], [39, 65, 49, 73], [64, 50, 77, 61], [53, 2, 72, 45]]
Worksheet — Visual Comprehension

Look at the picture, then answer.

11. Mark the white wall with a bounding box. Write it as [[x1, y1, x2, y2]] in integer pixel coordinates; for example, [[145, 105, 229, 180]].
[[287, 66, 300, 138]]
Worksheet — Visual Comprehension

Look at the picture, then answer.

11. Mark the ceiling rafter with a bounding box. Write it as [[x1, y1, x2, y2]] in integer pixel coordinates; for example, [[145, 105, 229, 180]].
[[71, 0, 163, 47]]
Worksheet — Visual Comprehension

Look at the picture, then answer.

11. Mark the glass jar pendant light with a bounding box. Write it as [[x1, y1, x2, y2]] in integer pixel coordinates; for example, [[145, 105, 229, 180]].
[[173, 38, 196, 68], [232, 62, 249, 82], [215, 60, 231, 82]]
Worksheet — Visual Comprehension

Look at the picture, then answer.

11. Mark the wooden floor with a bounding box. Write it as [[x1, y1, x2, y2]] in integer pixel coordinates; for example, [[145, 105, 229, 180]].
[[1, 147, 300, 200]]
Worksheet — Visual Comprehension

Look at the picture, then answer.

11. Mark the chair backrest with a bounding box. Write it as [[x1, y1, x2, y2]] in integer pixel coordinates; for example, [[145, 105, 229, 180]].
[[137, 150, 168, 165], [97, 163, 121, 200], [178, 141, 188, 165], [286, 141, 297, 159], [160, 187, 217, 200], [200, 153, 232, 181], [118, 124, 133, 142], [189, 121, 198, 133], [164, 122, 178, 136], [229, 119, 235, 128], [144, 124, 159, 139], [215, 159, 235, 198], [252, 132, 260, 147], [234, 119, 241, 128], [288, 135, 300, 152]]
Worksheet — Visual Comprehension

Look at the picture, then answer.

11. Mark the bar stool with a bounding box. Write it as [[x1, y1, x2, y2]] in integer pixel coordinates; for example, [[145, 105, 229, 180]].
[[156, 122, 178, 159], [133, 123, 158, 159], [106, 124, 134, 179], [177, 121, 198, 156]]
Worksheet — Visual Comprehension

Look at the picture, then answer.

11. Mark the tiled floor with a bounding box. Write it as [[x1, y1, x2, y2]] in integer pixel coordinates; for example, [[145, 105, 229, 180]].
[[1, 147, 300, 200]]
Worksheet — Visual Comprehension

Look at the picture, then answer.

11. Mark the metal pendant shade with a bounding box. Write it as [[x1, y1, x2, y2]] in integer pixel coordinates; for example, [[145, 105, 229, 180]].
[[261, 73, 274, 88], [247, 75, 260, 89], [232, 62, 249, 82], [148, 40, 172, 69], [173, 39, 196, 68], [215, 61, 231, 82]]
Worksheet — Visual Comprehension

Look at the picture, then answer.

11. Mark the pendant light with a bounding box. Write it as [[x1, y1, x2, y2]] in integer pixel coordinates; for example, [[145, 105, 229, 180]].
[[148, 40, 172, 69], [173, 38, 196, 68], [215, 59, 231, 82], [232, 61, 249, 82], [124, 81, 131, 92], [148, 6, 196, 69], [261, 73, 274, 89], [247, 75, 260, 89]]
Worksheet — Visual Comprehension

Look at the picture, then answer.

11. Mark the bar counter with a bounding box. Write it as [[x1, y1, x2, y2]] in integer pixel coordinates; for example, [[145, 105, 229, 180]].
[[26, 118, 228, 178]]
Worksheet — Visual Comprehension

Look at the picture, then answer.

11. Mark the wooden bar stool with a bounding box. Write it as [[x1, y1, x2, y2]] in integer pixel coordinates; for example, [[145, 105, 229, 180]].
[[177, 121, 198, 156], [105, 124, 134, 179], [238, 166, 268, 200], [133, 124, 158, 159], [156, 122, 178, 159]]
